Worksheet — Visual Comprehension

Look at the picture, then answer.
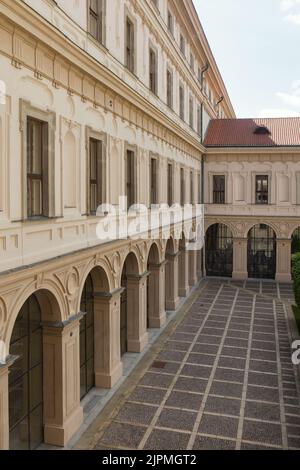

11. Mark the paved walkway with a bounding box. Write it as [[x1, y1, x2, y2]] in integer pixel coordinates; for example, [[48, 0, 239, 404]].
[[75, 280, 300, 450]]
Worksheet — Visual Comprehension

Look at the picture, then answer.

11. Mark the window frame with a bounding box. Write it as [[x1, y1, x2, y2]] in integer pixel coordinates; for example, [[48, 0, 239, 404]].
[[149, 45, 158, 95], [255, 174, 269, 205], [20, 100, 56, 220], [167, 162, 174, 207], [125, 145, 137, 210], [149, 154, 159, 206], [213, 174, 226, 204], [166, 66, 173, 109], [180, 167, 185, 206], [179, 83, 185, 121], [189, 95, 194, 129], [88, 0, 106, 46], [86, 127, 107, 216], [125, 13, 135, 74]]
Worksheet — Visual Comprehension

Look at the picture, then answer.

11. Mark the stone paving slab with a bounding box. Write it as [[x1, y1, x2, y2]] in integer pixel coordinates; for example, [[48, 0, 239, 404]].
[[75, 280, 300, 450]]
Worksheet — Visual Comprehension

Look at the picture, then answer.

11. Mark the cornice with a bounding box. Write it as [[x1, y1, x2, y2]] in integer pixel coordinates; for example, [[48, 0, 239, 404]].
[[205, 147, 300, 155], [0, 0, 206, 159]]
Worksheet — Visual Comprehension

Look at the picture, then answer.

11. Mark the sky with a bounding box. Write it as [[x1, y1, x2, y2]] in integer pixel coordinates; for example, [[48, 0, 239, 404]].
[[194, 0, 300, 118]]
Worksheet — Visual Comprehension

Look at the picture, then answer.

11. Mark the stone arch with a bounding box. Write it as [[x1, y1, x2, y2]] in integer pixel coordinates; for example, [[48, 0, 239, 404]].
[[4, 281, 66, 348], [245, 221, 280, 239], [205, 219, 237, 238], [118, 247, 143, 286], [8, 288, 65, 449]]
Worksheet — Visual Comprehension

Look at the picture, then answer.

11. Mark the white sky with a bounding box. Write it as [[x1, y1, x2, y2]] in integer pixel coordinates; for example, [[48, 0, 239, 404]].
[[194, 0, 300, 118]]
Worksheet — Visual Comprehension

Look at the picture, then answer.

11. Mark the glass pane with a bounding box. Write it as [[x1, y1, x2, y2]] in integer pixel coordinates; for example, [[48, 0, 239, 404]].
[[9, 375, 29, 428], [10, 304, 28, 343], [32, 123, 42, 175], [90, 184, 97, 212], [30, 329, 42, 369], [86, 358, 95, 392], [9, 417, 29, 450], [86, 327, 94, 360], [29, 295, 41, 331], [10, 337, 29, 383], [29, 404, 43, 450], [29, 365, 43, 411], [90, 142, 97, 179], [31, 180, 42, 216]]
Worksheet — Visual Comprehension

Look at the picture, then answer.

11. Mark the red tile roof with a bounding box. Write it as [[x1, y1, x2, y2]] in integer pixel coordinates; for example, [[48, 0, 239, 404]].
[[203, 118, 300, 148]]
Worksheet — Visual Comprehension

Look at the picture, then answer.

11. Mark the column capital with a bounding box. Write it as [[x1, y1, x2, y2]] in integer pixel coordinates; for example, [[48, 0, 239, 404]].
[[126, 271, 150, 281], [166, 251, 180, 259], [148, 260, 168, 270], [42, 311, 83, 330], [94, 287, 125, 299]]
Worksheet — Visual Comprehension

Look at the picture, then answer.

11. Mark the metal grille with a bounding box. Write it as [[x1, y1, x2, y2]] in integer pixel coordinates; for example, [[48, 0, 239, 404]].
[[247, 224, 276, 279], [206, 223, 233, 277]]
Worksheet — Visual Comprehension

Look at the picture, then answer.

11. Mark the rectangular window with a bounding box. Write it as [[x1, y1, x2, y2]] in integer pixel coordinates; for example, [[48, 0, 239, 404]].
[[180, 168, 185, 206], [167, 10, 174, 35], [190, 53, 194, 71], [197, 105, 201, 136], [150, 157, 158, 205], [256, 175, 269, 204], [179, 85, 185, 121], [180, 34, 185, 56], [89, 138, 103, 214], [166, 68, 173, 108], [189, 96, 194, 129], [168, 163, 173, 206], [125, 16, 135, 73], [27, 117, 48, 218], [126, 150, 135, 209], [197, 67, 202, 83], [190, 171, 194, 204], [88, 0, 104, 44], [149, 47, 157, 94], [213, 175, 225, 204], [198, 173, 201, 204]]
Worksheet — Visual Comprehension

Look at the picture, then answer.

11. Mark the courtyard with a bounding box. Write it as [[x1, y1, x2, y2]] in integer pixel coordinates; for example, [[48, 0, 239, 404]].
[[75, 279, 300, 451]]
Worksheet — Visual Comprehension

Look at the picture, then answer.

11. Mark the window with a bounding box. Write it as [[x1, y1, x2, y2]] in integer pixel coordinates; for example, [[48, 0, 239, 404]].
[[197, 105, 201, 137], [125, 16, 135, 73], [27, 117, 48, 218], [213, 175, 225, 204], [180, 168, 185, 206], [180, 34, 185, 56], [256, 175, 269, 204], [166, 68, 173, 108], [189, 96, 194, 129], [89, 138, 103, 214], [149, 47, 157, 94], [151, 0, 158, 8], [167, 10, 174, 35], [88, 0, 104, 44], [167, 163, 173, 206], [179, 84, 185, 120], [190, 53, 194, 71], [198, 173, 201, 204], [126, 150, 135, 209], [197, 67, 202, 83], [150, 157, 158, 205], [190, 171, 194, 204]]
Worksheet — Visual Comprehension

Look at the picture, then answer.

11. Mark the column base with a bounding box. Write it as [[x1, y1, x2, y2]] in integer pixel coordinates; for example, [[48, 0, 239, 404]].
[[276, 273, 292, 282], [95, 362, 123, 389], [179, 286, 190, 298], [44, 404, 83, 447], [166, 297, 180, 311], [148, 311, 166, 329], [189, 277, 198, 287], [127, 331, 149, 353], [232, 271, 248, 281]]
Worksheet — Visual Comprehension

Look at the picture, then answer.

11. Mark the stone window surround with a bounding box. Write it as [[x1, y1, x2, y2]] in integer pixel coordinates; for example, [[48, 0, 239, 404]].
[[252, 171, 272, 205], [149, 39, 159, 95], [87, 0, 107, 48], [85, 126, 108, 215], [19, 99, 56, 221], [167, 159, 175, 206], [124, 142, 138, 206], [208, 171, 228, 205], [149, 152, 159, 207], [124, 6, 137, 76]]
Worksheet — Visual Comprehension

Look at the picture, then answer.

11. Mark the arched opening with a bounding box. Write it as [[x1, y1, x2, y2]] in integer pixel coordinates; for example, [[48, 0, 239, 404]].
[[292, 227, 300, 255], [247, 224, 276, 279], [205, 224, 233, 277], [79, 274, 95, 400], [147, 243, 164, 328], [120, 253, 140, 356], [9, 290, 61, 450], [79, 266, 111, 398]]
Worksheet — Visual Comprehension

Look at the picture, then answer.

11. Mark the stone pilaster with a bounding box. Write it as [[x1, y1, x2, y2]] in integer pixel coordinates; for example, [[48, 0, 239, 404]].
[[43, 314, 83, 447], [165, 252, 180, 311], [232, 238, 248, 280], [148, 261, 167, 328], [178, 249, 190, 297], [0, 361, 10, 450], [94, 289, 123, 389], [126, 272, 149, 353], [197, 249, 203, 280], [276, 239, 292, 282], [189, 248, 198, 287]]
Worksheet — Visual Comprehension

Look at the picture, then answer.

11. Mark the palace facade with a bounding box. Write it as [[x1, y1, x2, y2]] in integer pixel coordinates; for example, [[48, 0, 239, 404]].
[[0, 0, 299, 450]]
